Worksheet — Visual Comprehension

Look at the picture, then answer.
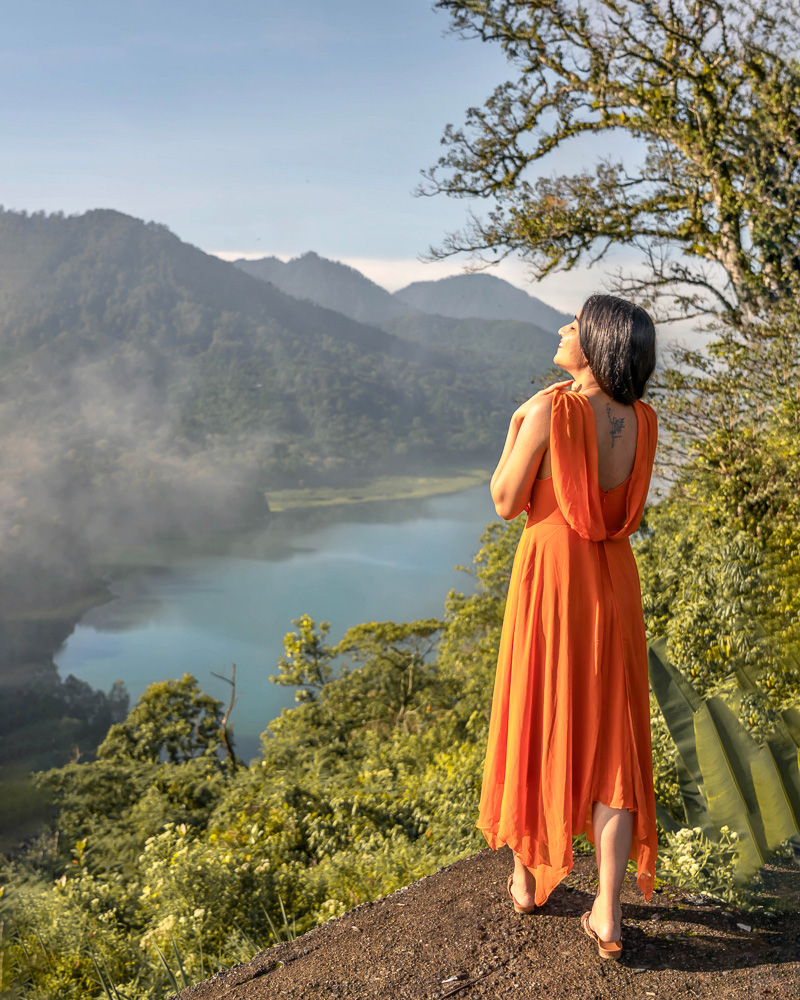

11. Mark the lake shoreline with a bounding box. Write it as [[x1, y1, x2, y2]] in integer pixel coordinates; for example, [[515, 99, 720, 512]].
[[50, 469, 496, 761], [42, 464, 492, 662], [262, 465, 491, 512]]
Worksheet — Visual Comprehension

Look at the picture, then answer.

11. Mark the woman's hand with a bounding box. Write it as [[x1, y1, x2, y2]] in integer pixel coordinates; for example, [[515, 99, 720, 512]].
[[512, 379, 575, 424], [511, 395, 539, 424]]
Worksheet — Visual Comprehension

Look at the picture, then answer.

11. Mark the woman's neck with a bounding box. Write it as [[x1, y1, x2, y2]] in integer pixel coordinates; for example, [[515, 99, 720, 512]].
[[569, 373, 602, 394], [569, 375, 619, 405]]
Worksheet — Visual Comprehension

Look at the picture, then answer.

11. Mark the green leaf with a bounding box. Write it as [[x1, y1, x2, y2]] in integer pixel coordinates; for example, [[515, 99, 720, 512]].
[[169, 931, 190, 990], [155, 943, 180, 993], [780, 707, 800, 748], [763, 733, 800, 839], [675, 755, 712, 835], [694, 696, 798, 879], [693, 698, 763, 878], [648, 637, 706, 795]]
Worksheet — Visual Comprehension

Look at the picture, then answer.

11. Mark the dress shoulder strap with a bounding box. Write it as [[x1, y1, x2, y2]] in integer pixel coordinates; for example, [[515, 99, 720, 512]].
[[549, 385, 658, 541]]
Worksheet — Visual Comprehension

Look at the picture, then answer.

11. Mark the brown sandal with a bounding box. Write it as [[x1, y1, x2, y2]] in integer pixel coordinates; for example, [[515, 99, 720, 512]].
[[581, 911, 623, 960], [507, 873, 536, 914]]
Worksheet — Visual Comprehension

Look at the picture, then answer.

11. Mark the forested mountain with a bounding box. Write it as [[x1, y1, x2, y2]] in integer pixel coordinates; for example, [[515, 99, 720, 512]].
[[394, 272, 572, 330], [233, 251, 415, 325], [231, 252, 570, 335], [382, 312, 555, 373], [232, 252, 561, 374], [0, 207, 558, 604]]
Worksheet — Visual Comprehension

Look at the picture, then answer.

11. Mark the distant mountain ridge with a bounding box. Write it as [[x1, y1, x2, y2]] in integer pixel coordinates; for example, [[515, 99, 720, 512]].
[[232, 253, 570, 332], [394, 273, 572, 331], [234, 252, 414, 326]]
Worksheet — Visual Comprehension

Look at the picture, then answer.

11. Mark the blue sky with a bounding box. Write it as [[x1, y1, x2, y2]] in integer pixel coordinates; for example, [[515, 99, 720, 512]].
[[2, 0, 653, 309]]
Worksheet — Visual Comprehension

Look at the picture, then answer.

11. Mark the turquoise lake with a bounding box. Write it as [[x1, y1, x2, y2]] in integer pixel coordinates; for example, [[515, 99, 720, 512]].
[[54, 482, 498, 761]]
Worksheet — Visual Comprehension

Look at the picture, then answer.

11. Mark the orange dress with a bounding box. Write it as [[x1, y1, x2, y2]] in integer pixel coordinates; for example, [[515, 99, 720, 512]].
[[476, 381, 659, 906]]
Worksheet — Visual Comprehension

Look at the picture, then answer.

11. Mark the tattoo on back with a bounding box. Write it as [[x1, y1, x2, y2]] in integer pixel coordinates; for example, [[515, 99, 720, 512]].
[[606, 403, 625, 448]]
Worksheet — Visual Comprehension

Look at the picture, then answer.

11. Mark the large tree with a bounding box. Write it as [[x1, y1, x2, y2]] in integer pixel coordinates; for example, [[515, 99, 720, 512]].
[[417, 0, 800, 724], [418, 0, 800, 328], [418, 0, 800, 493]]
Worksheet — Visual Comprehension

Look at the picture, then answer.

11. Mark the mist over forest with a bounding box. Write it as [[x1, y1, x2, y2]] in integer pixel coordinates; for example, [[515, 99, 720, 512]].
[[0, 207, 563, 600], [0, 205, 563, 804]]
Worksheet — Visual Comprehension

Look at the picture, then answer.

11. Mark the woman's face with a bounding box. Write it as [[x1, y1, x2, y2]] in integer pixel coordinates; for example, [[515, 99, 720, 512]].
[[553, 308, 586, 374]]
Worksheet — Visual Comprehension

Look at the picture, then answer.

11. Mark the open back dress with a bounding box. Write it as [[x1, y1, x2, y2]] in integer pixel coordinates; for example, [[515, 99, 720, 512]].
[[476, 381, 659, 906]]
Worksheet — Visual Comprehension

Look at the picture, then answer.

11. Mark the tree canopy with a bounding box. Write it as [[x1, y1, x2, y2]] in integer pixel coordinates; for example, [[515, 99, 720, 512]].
[[418, 0, 800, 326]]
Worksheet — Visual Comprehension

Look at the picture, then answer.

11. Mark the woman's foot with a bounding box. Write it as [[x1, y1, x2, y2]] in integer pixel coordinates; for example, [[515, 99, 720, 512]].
[[510, 853, 537, 908], [589, 897, 622, 944]]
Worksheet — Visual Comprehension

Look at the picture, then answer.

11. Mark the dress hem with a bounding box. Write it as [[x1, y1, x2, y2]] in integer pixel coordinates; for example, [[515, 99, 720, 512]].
[[475, 820, 655, 907]]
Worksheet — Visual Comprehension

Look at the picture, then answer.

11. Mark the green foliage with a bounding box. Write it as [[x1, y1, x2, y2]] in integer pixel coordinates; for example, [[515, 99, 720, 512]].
[[330, 618, 445, 734], [648, 638, 800, 885], [0, 612, 489, 998], [0, 667, 130, 853], [270, 614, 337, 703], [3, 494, 798, 997], [98, 674, 224, 765], [421, 0, 800, 324], [657, 825, 744, 904]]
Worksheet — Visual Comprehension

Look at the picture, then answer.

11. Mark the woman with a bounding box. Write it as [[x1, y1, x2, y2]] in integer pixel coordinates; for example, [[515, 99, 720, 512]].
[[476, 292, 658, 961]]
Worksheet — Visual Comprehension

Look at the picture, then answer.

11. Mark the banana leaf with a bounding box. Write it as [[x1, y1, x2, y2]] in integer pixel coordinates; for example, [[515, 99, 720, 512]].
[[765, 733, 800, 828], [648, 636, 707, 799], [731, 663, 800, 826], [694, 696, 798, 880], [781, 706, 800, 748]]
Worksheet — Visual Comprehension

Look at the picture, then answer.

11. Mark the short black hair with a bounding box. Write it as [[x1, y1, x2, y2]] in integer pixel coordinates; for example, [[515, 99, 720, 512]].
[[577, 293, 656, 404]]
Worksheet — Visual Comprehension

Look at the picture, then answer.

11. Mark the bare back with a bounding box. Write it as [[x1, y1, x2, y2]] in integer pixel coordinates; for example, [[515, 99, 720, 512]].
[[537, 390, 639, 491]]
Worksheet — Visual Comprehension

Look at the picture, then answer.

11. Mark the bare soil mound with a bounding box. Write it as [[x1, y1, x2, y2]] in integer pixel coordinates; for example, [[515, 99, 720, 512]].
[[170, 846, 800, 999]]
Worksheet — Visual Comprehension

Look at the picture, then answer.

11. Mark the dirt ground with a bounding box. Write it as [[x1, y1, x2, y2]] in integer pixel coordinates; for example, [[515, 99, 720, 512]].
[[170, 846, 800, 1000]]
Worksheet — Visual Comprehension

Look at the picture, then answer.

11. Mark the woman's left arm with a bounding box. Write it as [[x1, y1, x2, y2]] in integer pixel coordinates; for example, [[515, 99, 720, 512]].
[[490, 394, 553, 520]]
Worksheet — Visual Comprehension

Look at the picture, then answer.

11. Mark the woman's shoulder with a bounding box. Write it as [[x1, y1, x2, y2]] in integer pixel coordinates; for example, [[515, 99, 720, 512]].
[[635, 395, 658, 423]]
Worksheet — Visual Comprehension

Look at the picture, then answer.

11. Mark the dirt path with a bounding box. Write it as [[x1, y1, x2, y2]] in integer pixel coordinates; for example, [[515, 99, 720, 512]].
[[171, 846, 800, 999]]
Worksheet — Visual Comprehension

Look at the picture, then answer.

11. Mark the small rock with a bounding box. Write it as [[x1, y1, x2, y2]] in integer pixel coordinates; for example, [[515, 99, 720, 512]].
[[736, 922, 752, 932]]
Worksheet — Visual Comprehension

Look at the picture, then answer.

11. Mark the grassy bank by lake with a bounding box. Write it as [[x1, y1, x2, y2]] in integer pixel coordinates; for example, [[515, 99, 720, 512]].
[[264, 467, 492, 512]]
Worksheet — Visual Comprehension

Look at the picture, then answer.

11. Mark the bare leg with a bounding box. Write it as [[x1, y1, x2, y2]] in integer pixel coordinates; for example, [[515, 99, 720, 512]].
[[510, 851, 537, 907], [590, 801, 634, 942]]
